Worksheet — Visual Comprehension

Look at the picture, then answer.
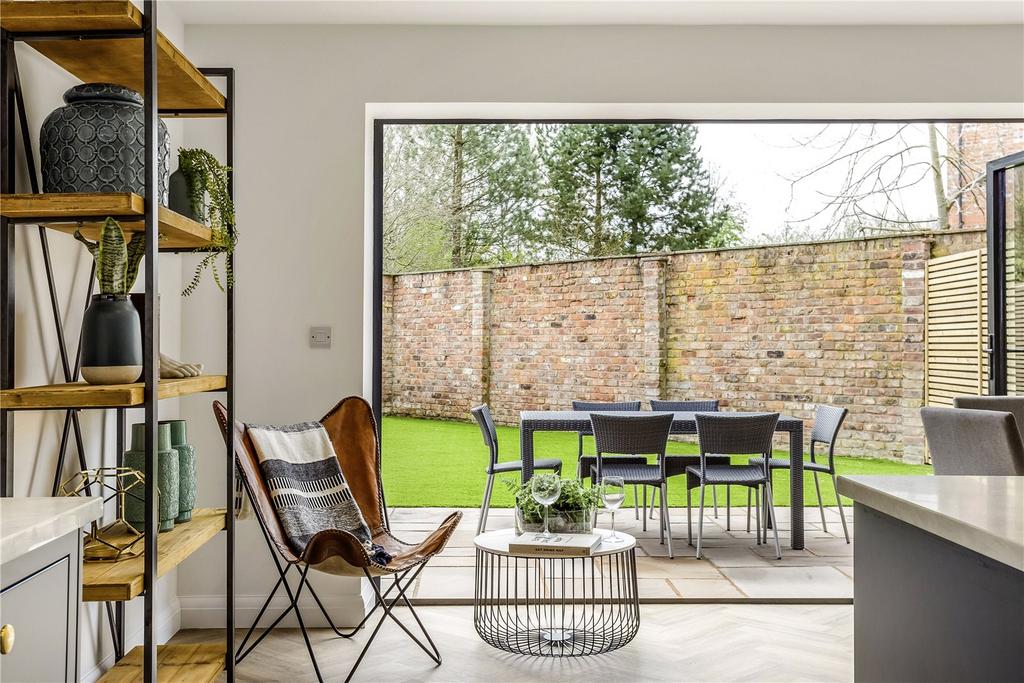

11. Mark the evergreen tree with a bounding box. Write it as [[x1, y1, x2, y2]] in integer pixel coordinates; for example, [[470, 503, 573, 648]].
[[382, 125, 449, 272], [383, 124, 539, 271], [533, 124, 742, 258], [427, 123, 539, 268]]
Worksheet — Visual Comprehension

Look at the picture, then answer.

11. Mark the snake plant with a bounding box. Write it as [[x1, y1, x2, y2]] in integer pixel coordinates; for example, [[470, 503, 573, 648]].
[[74, 218, 146, 295]]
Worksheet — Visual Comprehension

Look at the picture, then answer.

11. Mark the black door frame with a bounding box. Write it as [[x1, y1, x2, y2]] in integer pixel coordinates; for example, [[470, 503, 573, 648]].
[[370, 118, 1024, 421], [986, 149, 1024, 395]]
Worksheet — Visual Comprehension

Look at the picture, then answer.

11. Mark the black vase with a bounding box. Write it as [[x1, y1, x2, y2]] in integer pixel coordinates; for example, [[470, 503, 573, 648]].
[[81, 294, 143, 385], [39, 83, 169, 204], [168, 169, 202, 222], [129, 292, 160, 331]]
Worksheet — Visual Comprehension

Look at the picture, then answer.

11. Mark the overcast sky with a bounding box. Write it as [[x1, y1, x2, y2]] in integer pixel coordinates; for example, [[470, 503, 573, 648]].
[[697, 122, 946, 242]]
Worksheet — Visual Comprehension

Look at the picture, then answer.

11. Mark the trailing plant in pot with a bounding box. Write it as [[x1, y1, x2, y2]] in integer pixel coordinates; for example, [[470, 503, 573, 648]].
[[505, 477, 602, 534], [75, 219, 147, 384], [172, 148, 237, 296]]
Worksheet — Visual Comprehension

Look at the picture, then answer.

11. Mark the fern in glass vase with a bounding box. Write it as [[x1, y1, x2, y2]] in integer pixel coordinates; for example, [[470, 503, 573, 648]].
[[503, 477, 601, 533]]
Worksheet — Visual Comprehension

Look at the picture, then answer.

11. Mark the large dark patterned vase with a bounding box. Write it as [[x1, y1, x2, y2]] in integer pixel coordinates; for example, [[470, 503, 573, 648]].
[[39, 83, 169, 203]]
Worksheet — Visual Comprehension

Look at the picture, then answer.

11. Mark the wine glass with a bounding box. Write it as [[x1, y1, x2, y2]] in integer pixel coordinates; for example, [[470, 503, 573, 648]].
[[601, 476, 626, 544], [530, 474, 562, 538]]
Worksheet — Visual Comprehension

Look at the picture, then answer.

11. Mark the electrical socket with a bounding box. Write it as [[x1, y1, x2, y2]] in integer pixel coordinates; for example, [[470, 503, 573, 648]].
[[309, 326, 332, 348]]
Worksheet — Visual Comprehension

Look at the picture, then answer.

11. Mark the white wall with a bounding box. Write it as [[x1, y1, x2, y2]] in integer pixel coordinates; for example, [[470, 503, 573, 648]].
[[175, 19, 1024, 630], [9, 6, 190, 679]]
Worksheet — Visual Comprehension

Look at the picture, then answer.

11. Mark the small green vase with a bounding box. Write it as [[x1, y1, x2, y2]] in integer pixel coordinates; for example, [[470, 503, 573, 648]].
[[123, 422, 179, 532], [162, 419, 196, 523]]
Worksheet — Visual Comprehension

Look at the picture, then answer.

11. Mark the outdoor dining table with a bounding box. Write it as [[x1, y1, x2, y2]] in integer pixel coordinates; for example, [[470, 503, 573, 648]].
[[519, 410, 808, 550]]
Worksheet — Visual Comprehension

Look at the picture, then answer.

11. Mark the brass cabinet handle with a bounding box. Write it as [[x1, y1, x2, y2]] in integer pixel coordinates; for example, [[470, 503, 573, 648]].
[[0, 624, 13, 655]]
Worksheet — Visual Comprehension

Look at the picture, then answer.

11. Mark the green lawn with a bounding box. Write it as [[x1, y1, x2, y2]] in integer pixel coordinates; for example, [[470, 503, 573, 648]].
[[381, 415, 932, 508]]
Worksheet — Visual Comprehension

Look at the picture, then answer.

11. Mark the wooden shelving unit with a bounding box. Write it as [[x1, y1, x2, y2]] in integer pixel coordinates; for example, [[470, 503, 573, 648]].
[[0, 376, 227, 410], [0, 193, 215, 250], [1, 2, 236, 680], [97, 644, 224, 683], [84, 508, 226, 602], [0, 1, 225, 114]]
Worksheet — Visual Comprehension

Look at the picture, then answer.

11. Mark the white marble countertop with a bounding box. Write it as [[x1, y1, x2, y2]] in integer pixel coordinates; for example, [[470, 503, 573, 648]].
[[1, 497, 103, 564], [837, 475, 1024, 571]]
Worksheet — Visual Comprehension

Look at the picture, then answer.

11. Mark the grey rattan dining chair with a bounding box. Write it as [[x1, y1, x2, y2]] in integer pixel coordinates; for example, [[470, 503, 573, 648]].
[[572, 400, 643, 517], [690, 412, 781, 559], [591, 412, 676, 557], [749, 405, 850, 543], [921, 406, 1024, 476], [649, 399, 722, 522], [471, 404, 563, 535]]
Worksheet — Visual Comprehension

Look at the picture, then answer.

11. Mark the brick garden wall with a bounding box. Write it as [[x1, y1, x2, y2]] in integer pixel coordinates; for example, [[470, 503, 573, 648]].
[[383, 230, 986, 462], [383, 270, 490, 420]]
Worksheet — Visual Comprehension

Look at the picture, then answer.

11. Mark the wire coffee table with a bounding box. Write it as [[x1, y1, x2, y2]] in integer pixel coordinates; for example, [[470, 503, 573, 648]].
[[473, 528, 640, 657]]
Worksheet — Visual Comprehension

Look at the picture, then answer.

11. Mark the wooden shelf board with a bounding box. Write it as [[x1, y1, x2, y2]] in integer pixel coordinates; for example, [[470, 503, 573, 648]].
[[0, 193, 214, 249], [84, 508, 226, 603], [97, 643, 224, 683], [0, 376, 227, 410], [0, 1, 225, 114]]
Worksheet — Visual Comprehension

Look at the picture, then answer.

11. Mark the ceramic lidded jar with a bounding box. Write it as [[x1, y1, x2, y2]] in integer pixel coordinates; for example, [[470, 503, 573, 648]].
[[39, 82, 170, 203]]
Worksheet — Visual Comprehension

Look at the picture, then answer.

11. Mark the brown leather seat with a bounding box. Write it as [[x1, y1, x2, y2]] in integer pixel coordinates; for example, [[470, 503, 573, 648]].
[[213, 396, 462, 577]]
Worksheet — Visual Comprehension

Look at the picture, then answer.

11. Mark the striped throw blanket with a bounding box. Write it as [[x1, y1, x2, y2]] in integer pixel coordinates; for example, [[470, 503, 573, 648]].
[[245, 421, 391, 564]]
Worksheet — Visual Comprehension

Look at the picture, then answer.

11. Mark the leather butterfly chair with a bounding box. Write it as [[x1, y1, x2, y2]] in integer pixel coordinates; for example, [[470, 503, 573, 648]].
[[213, 397, 462, 683]]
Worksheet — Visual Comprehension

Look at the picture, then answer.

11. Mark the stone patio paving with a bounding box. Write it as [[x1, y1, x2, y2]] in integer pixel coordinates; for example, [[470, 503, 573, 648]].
[[387, 505, 854, 603]]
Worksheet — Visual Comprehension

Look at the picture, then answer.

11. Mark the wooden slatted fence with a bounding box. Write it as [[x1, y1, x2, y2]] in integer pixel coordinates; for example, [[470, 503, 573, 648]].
[[925, 250, 987, 413]]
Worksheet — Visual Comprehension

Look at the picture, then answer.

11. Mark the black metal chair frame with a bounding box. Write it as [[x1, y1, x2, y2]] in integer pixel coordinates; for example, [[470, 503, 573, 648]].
[[214, 397, 459, 683], [233, 477, 441, 683]]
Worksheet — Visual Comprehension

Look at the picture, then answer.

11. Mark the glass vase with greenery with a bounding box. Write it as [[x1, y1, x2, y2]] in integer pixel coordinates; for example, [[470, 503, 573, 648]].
[[504, 477, 601, 534]]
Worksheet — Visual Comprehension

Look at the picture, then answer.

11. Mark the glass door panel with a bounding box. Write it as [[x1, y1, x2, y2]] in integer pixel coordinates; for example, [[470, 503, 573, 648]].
[[987, 151, 1024, 395], [1006, 164, 1024, 393]]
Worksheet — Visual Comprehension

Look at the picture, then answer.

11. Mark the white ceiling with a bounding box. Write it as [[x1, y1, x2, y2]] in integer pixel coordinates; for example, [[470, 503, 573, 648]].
[[170, 0, 1024, 26]]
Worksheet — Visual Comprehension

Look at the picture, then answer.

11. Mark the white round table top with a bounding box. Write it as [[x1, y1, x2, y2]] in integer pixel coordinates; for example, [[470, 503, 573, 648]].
[[474, 527, 636, 557]]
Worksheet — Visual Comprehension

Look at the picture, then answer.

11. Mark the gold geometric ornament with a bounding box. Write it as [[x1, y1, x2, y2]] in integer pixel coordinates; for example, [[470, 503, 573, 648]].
[[59, 467, 147, 562]]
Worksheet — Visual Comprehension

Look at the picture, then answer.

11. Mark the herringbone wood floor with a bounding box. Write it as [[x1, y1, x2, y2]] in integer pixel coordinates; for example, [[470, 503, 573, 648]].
[[173, 604, 853, 682]]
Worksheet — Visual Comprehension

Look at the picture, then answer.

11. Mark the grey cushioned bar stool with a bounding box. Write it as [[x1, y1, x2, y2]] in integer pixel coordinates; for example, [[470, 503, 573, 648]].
[[920, 406, 1024, 475], [471, 404, 563, 535], [572, 400, 643, 519], [690, 412, 782, 560], [649, 399, 723, 522], [750, 404, 850, 543], [591, 412, 675, 557]]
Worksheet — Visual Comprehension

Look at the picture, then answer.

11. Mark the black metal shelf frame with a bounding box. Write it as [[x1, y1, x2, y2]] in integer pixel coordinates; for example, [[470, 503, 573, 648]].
[[0, 3, 235, 681]]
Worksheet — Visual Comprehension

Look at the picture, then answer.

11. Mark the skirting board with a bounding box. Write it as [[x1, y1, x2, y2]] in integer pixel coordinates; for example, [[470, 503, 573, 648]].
[[179, 589, 374, 630], [81, 604, 181, 683]]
